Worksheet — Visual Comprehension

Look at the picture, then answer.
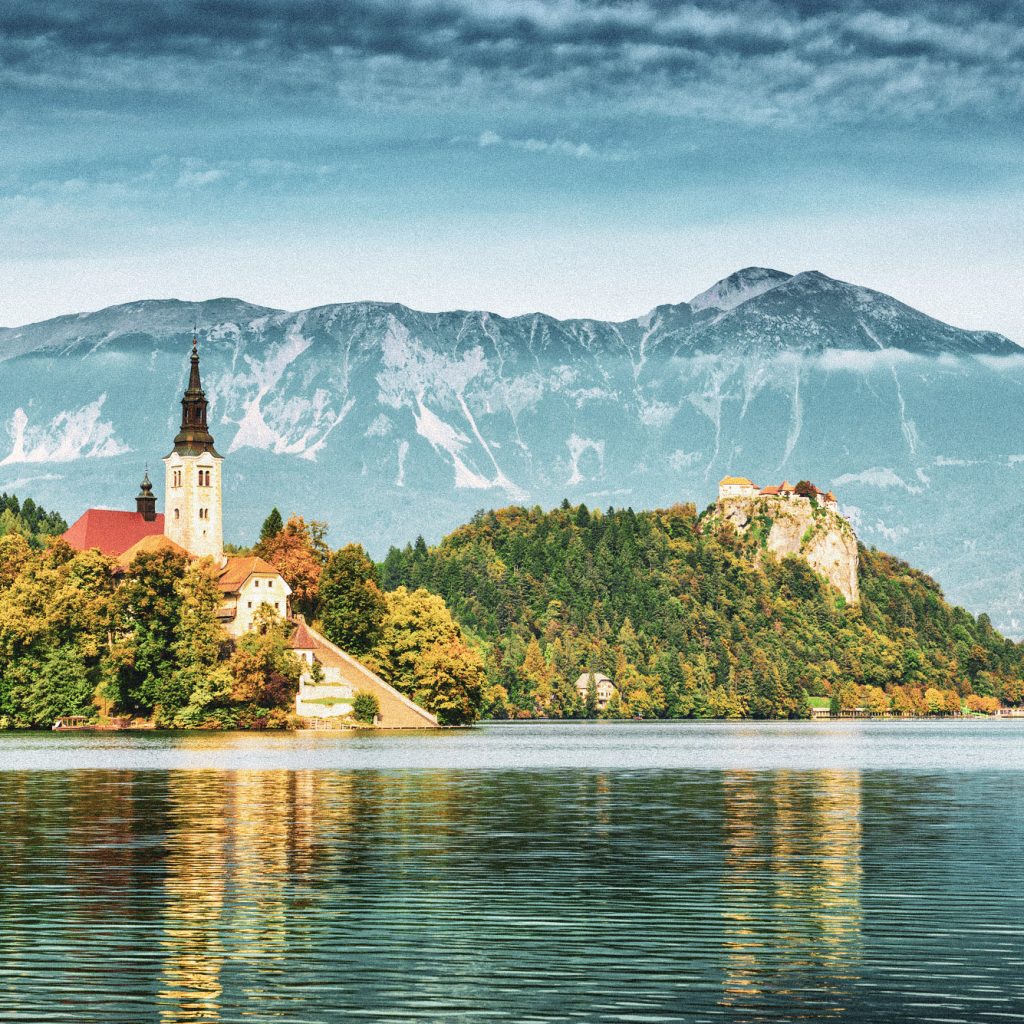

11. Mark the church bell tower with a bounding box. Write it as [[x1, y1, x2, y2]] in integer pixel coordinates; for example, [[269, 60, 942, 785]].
[[163, 332, 224, 560]]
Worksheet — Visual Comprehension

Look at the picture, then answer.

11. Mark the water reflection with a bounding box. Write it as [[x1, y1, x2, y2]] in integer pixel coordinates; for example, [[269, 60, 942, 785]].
[[0, 760, 1020, 1024], [159, 775, 227, 1022], [721, 771, 863, 1019]]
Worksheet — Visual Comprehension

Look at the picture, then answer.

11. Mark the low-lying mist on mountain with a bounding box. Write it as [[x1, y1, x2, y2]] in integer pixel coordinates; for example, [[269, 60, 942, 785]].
[[2, 267, 1023, 634]]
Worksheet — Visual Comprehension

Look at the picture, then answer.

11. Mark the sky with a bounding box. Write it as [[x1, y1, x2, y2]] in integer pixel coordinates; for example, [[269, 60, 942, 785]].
[[2, 0, 1023, 338]]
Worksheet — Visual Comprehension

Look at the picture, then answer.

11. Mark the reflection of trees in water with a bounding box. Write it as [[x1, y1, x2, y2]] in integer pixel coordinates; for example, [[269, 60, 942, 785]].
[[720, 770, 863, 1019]]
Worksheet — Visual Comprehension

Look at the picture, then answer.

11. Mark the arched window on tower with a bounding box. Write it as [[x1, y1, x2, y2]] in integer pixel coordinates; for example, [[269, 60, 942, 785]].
[[173, 508, 180, 521]]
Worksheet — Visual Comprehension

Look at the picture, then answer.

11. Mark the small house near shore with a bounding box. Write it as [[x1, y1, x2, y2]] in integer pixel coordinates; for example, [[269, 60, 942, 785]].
[[574, 672, 616, 710]]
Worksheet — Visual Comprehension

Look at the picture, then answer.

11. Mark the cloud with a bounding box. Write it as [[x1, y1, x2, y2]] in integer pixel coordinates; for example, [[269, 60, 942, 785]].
[[477, 129, 627, 161], [816, 348, 921, 372], [176, 166, 227, 188], [1, 1, 1022, 128]]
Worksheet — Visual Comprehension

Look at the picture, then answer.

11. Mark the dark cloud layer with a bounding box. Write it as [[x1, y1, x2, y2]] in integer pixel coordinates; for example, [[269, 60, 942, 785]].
[[2, 0, 1023, 127]]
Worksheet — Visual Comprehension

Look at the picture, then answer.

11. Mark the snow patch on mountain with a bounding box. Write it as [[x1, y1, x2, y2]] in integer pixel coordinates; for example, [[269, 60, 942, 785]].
[[414, 398, 493, 491], [396, 440, 409, 487], [668, 449, 702, 471], [832, 467, 924, 494], [689, 267, 791, 313], [225, 314, 314, 454], [1, 397, 129, 465], [567, 434, 605, 486], [365, 414, 393, 438]]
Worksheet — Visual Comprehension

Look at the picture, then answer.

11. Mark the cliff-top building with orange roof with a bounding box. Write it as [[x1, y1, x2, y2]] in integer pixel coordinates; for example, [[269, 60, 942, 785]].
[[718, 475, 840, 513]]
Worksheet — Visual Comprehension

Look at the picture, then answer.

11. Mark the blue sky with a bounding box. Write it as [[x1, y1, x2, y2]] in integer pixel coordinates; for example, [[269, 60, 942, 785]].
[[2, 0, 1023, 338]]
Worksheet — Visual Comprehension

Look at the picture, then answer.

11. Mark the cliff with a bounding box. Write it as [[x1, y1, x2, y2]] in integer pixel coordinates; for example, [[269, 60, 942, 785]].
[[713, 495, 860, 604]]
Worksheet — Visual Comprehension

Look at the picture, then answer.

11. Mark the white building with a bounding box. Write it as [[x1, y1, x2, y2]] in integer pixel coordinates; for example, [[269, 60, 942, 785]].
[[575, 672, 616, 710], [163, 334, 225, 560], [718, 476, 760, 500]]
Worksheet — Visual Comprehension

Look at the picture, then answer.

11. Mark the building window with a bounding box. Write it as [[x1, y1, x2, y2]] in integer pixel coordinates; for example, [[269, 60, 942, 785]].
[[247, 601, 252, 609], [173, 508, 179, 521]]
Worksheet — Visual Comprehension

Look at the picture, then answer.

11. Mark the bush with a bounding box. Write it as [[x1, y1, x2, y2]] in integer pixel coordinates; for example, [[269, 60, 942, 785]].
[[352, 691, 380, 724]]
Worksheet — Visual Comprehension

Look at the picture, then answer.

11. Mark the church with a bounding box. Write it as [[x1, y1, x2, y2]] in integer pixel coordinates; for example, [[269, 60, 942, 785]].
[[62, 334, 439, 728], [62, 333, 292, 638]]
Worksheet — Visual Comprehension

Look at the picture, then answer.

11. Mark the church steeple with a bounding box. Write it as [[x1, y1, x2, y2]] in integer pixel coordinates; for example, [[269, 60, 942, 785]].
[[136, 468, 157, 522], [170, 331, 219, 457], [163, 328, 225, 560]]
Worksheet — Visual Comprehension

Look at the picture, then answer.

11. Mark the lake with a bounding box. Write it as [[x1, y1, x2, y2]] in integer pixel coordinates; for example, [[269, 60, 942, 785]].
[[0, 720, 1022, 1023]]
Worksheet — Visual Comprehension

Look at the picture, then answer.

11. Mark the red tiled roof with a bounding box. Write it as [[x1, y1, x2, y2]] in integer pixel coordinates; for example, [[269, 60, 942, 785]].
[[63, 510, 166, 557], [289, 620, 321, 651], [217, 555, 284, 594]]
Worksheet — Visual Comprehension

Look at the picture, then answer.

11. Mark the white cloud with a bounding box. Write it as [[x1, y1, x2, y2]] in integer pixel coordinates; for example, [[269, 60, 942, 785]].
[[477, 130, 629, 161], [176, 167, 227, 188]]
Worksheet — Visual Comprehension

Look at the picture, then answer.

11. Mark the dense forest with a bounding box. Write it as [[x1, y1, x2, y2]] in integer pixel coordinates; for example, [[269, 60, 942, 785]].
[[380, 501, 1024, 719], [2, 493, 1020, 729], [0, 494, 67, 546]]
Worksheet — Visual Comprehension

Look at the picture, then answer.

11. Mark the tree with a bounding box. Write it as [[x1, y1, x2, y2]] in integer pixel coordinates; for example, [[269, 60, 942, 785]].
[[169, 560, 234, 727], [319, 544, 386, 655], [352, 691, 380, 724], [259, 508, 283, 543], [254, 515, 327, 618], [228, 606, 302, 715], [367, 587, 485, 725], [924, 686, 946, 715], [110, 547, 189, 714]]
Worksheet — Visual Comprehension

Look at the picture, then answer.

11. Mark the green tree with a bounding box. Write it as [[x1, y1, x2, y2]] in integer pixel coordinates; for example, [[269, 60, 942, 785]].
[[368, 587, 485, 725], [319, 543, 387, 656], [259, 507, 284, 542], [352, 691, 380, 724]]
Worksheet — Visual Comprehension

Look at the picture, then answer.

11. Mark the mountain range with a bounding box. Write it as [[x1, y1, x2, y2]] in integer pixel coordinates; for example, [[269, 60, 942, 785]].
[[2, 267, 1023, 634]]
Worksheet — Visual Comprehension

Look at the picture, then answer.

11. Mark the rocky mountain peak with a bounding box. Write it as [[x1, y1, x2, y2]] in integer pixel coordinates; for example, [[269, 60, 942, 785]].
[[688, 267, 792, 312]]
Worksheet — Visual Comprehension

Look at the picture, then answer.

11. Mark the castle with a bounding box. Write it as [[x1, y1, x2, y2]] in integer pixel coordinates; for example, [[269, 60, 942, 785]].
[[62, 334, 438, 727], [718, 476, 839, 513]]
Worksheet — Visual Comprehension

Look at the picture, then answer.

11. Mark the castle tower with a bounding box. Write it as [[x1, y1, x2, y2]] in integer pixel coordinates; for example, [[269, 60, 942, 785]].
[[163, 333, 224, 559]]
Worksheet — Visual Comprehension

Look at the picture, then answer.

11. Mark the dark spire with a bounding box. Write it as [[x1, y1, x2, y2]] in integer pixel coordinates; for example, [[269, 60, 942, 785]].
[[169, 329, 220, 457], [136, 467, 157, 521]]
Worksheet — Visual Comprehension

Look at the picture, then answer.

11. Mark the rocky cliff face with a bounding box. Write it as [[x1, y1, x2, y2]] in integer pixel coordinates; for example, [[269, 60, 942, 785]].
[[715, 495, 860, 604]]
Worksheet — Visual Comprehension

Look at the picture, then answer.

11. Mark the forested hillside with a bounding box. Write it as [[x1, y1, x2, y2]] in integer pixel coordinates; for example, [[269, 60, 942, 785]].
[[0, 494, 66, 546], [381, 502, 1024, 719]]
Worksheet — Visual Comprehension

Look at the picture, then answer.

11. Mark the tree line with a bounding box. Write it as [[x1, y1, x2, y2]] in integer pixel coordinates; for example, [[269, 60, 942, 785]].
[[3, 493, 1020, 728], [379, 501, 1024, 719]]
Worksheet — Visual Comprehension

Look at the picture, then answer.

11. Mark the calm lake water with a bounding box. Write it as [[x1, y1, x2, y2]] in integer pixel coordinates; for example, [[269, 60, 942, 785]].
[[0, 721, 1022, 1023]]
